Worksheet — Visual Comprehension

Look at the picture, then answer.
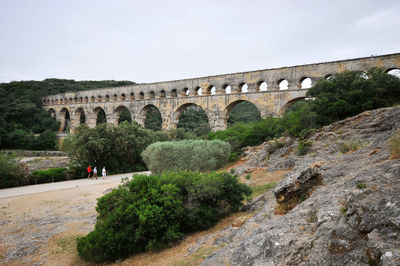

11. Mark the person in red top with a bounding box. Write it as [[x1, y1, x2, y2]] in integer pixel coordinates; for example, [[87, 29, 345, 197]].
[[87, 165, 92, 179]]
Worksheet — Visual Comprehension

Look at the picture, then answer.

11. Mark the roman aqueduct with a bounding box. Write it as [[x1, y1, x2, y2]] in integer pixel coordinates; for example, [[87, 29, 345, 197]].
[[42, 53, 400, 132]]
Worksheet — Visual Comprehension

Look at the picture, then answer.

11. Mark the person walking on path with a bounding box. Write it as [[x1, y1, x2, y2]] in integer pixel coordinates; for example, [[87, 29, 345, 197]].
[[87, 165, 92, 179], [93, 167, 98, 180], [102, 166, 107, 179]]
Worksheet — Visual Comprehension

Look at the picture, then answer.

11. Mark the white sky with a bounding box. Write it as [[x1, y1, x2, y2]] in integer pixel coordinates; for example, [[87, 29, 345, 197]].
[[0, 0, 399, 83]]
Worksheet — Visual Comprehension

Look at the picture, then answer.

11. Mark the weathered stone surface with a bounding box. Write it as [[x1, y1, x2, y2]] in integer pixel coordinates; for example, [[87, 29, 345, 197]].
[[201, 106, 400, 265]]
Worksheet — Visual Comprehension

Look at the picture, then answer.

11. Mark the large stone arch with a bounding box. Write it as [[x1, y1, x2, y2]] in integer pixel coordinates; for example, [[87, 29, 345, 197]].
[[136, 104, 162, 128], [114, 105, 132, 124], [72, 107, 86, 129], [170, 102, 210, 130], [279, 97, 306, 116], [87, 107, 107, 128], [59, 107, 71, 132], [220, 100, 262, 128]]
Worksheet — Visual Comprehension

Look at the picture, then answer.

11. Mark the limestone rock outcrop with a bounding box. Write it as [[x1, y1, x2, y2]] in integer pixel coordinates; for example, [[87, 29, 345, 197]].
[[201, 106, 400, 265]]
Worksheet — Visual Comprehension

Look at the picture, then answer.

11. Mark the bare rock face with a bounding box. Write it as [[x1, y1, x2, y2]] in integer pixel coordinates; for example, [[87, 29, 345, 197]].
[[201, 106, 400, 266], [273, 167, 322, 204]]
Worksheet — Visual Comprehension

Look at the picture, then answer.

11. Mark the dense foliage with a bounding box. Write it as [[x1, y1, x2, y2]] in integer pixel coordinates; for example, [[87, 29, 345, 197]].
[[77, 171, 251, 263], [0, 79, 134, 149], [177, 105, 210, 136], [228, 101, 261, 126], [65, 122, 167, 174], [141, 140, 231, 173], [144, 106, 162, 131]]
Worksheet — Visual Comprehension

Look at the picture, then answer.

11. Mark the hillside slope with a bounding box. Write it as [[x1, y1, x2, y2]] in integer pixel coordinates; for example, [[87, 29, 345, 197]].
[[201, 106, 400, 265]]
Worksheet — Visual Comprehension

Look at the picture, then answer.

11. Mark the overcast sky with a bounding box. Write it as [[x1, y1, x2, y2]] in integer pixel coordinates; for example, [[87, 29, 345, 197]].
[[0, 0, 399, 83]]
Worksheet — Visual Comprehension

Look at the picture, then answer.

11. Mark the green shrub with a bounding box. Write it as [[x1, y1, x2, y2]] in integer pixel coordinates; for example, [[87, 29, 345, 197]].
[[389, 131, 400, 159], [297, 141, 311, 156], [0, 154, 29, 188], [356, 183, 366, 189], [31, 167, 68, 183], [77, 171, 251, 263], [245, 174, 251, 180], [141, 140, 231, 174]]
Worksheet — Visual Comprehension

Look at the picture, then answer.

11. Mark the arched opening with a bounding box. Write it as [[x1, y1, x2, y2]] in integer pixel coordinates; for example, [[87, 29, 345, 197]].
[[97, 95, 102, 102], [113, 94, 118, 101], [278, 79, 289, 90], [74, 97, 78, 103], [69, 97, 73, 103], [224, 84, 231, 94], [149, 91, 155, 99], [94, 107, 107, 125], [60, 108, 71, 133], [121, 93, 126, 101], [75, 107, 86, 125], [105, 95, 110, 102], [226, 100, 261, 126], [175, 103, 210, 136], [386, 68, 400, 78], [84, 97, 88, 103], [90, 96, 95, 102], [258, 81, 268, 91], [171, 89, 177, 97], [139, 92, 144, 100], [116, 106, 132, 124], [130, 92, 135, 100], [300, 77, 312, 89], [139, 105, 162, 131], [279, 97, 307, 116], [324, 74, 333, 80], [195, 86, 202, 96], [183, 88, 189, 96], [206, 85, 216, 95], [240, 83, 248, 93], [159, 90, 166, 98], [79, 97, 83, 103], [48, 108, 56, 119]]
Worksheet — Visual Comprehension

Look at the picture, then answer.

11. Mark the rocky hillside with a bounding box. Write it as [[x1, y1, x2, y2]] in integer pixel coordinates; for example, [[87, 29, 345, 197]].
[[200, 106, 400, 265]]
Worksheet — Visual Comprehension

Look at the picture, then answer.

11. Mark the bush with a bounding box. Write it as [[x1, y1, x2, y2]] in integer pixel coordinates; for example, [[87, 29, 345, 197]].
[[141, 140, 231, 174], [0, 154, 29, 188], [77, 171, 251, 263], [297, 141, 311, 156], [389, 131, 400, 159], [338, 139, 362, 154], [31, 167, 68, 183]]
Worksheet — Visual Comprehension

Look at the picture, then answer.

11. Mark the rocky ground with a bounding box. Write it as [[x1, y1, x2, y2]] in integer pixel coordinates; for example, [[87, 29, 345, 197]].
[[200, 106, 400, 265]]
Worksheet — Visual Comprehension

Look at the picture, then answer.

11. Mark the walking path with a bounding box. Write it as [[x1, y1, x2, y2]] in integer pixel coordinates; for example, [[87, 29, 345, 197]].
[[0, 171, 151, 199]]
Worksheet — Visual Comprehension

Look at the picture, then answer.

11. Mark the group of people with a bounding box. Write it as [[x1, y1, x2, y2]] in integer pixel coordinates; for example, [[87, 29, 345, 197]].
[[87, 165, 107, 180]]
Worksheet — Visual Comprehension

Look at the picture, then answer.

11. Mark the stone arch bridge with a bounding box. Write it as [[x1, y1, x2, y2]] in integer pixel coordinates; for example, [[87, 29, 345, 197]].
[[42, 53, 400, 132]]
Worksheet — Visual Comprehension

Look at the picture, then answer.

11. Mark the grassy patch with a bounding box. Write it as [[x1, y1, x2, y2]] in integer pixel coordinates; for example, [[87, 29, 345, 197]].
[[389, 131, 400, 159], [297, 141, 311, 156], [251, 182, 277, 199], [338, 139, 364, 154]]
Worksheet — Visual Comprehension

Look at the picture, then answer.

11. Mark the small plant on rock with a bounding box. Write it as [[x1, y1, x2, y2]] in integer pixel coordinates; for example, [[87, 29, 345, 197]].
[[245, 174, 251, 180], [356, 183, 366, 189], [339, 139, 363, 154], [297, 141, 311, 156], [389, 131, 400, 159]]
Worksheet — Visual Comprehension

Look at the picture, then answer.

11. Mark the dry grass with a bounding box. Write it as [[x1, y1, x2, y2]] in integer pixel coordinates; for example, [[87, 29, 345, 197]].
[[389, 131, 400, 159]]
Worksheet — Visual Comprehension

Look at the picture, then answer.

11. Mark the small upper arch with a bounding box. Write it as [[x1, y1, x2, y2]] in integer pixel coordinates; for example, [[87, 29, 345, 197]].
[[258, 80, 268, 91], [278, 79, 289, 90], [299, 77, 312, 89]]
